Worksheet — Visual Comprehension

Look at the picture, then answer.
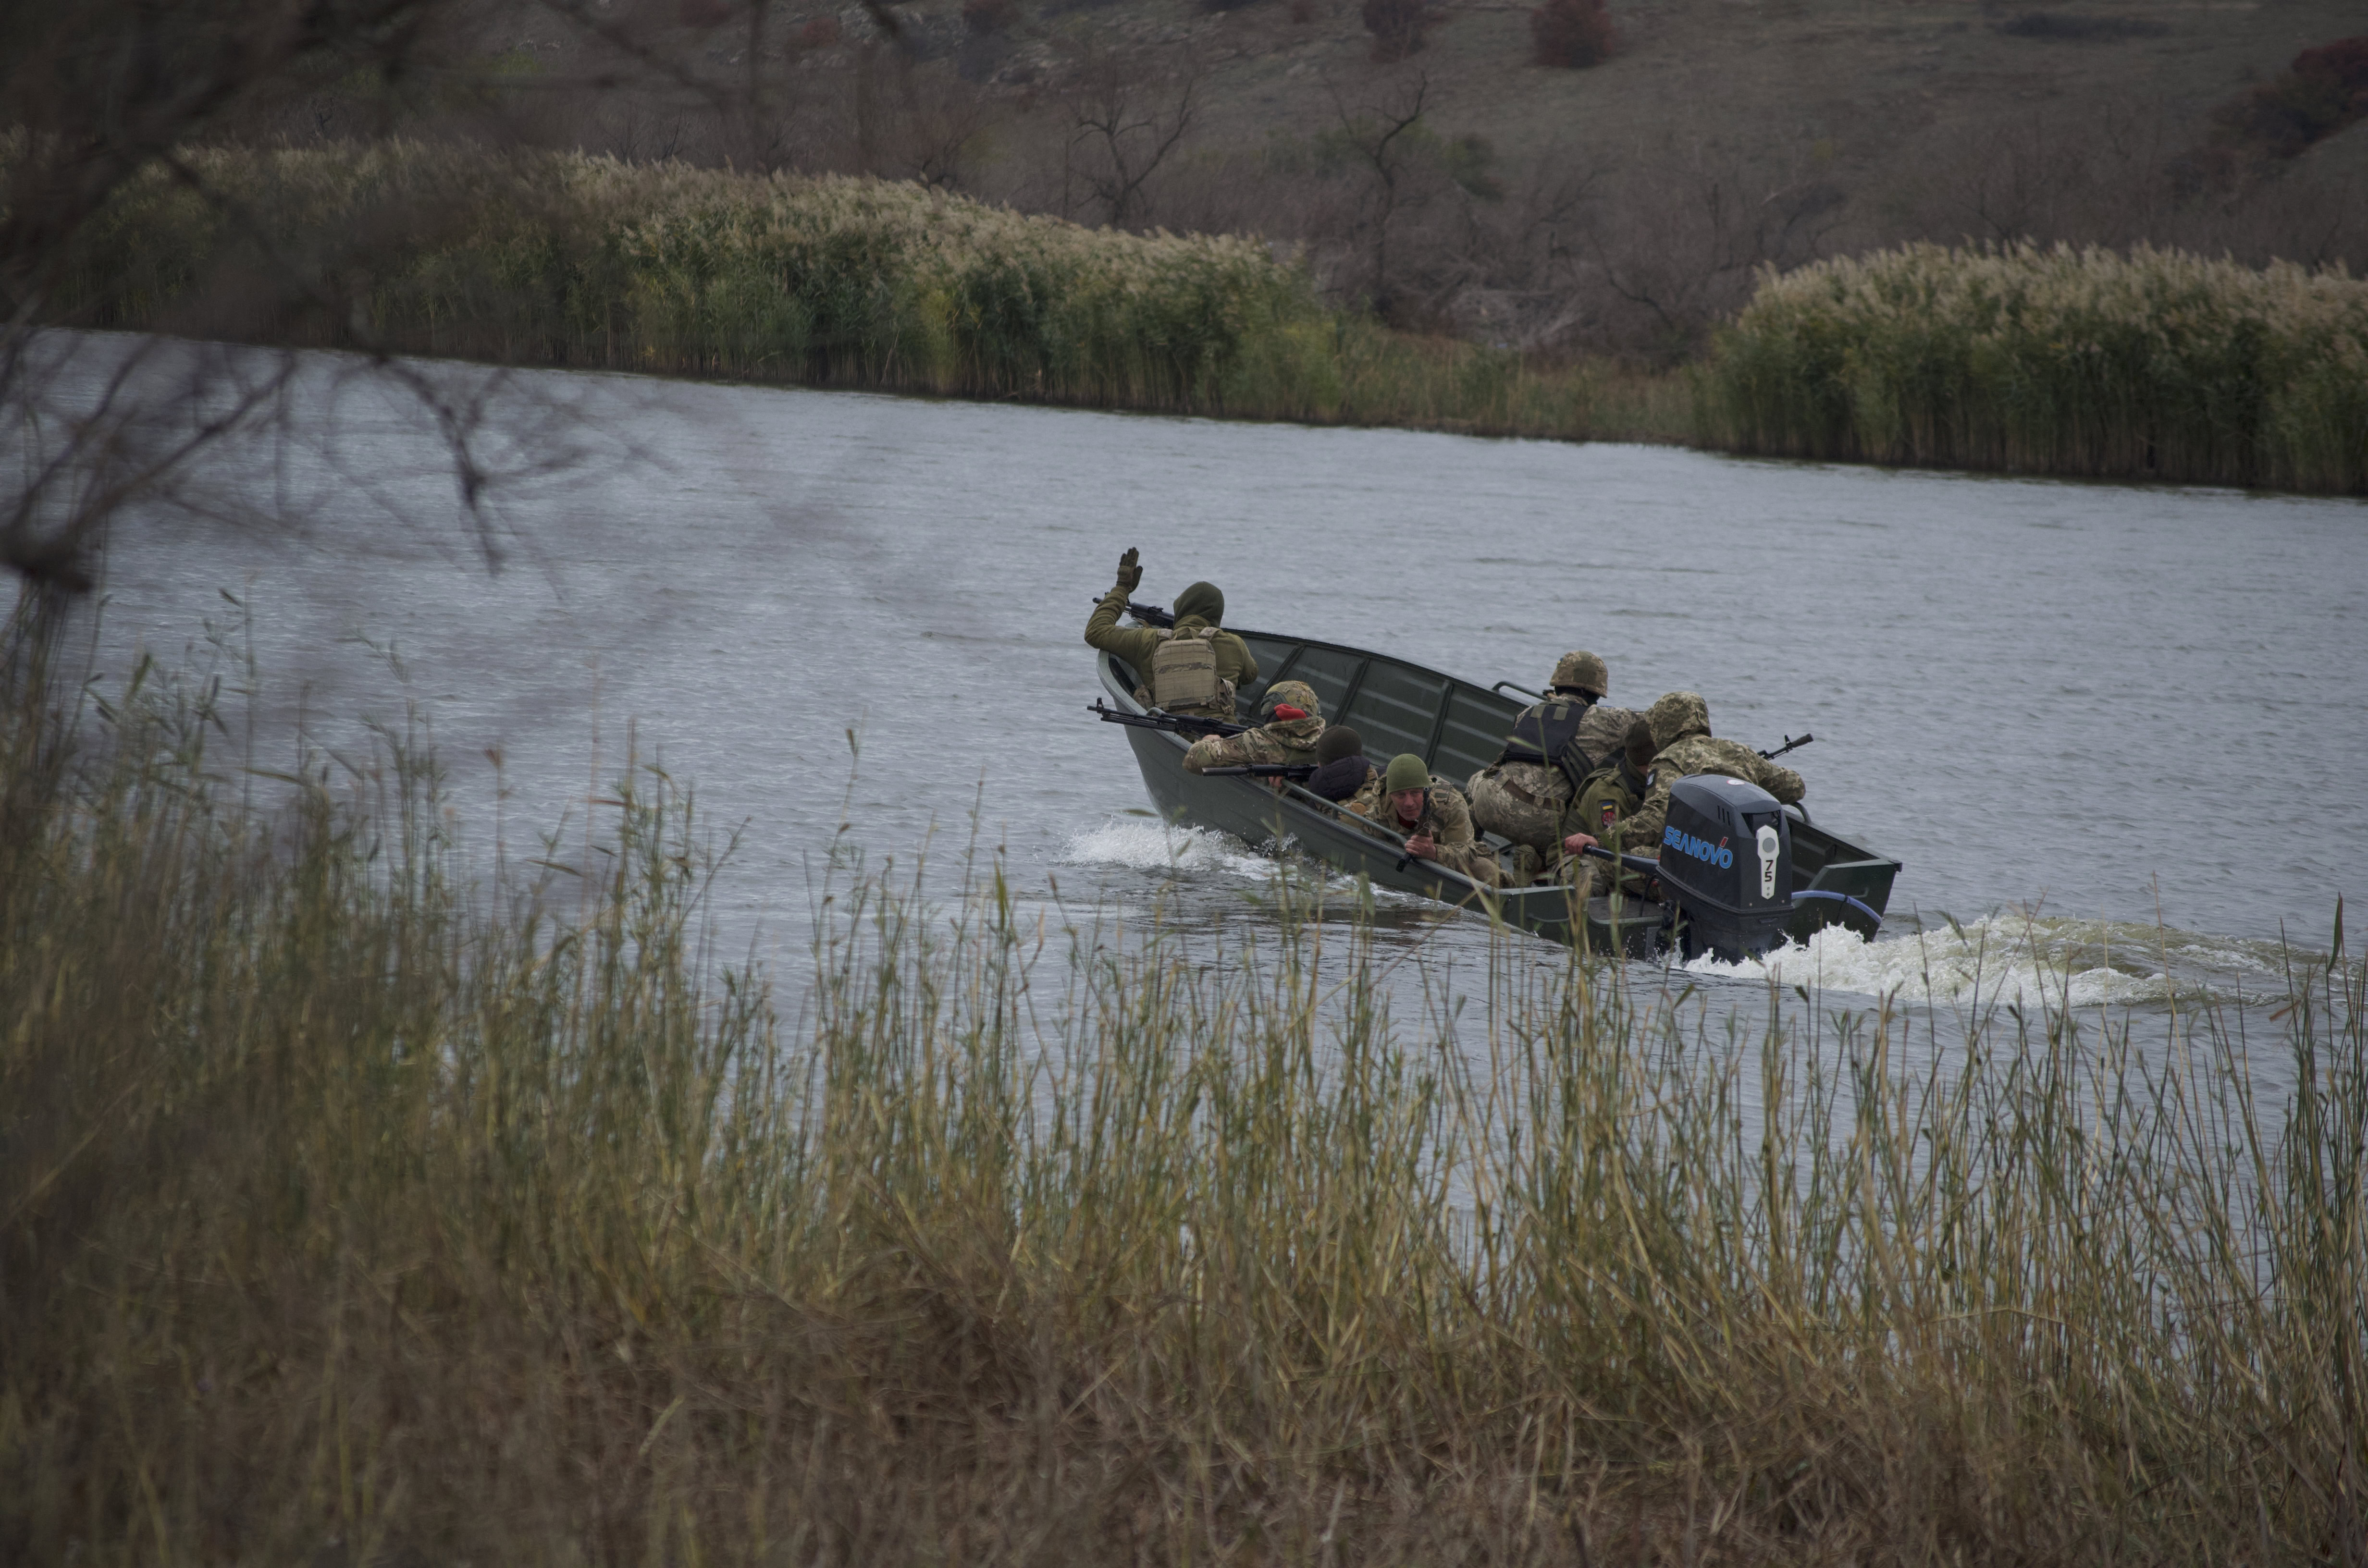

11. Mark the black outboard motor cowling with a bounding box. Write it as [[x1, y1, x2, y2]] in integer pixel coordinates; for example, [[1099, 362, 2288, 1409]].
[[1656, 774, 1794, 963]]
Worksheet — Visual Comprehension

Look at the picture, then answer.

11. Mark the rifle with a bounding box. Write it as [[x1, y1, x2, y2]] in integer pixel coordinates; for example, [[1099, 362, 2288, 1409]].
[[1089, 595, 1175, 628], [1759, 733, 1813, 761], [1087, 699, 1245, 738], [1200, 762, 1316, 780]]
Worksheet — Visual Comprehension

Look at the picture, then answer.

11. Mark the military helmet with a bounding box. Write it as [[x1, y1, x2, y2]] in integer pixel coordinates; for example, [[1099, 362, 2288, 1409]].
[[1551, 650, 1609, 695], [1646, 690, 1711, 749], [1383, 753, 1430, 793], [1262, 680, 1322, 723], [1316, 725, 1365, 765]]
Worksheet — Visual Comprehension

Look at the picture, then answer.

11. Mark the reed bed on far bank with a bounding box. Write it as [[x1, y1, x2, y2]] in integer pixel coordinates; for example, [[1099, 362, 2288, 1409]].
[[4, 627, 2365, 1565], [54, 140, 1640, 440], [1706, 242, 2368, 491]]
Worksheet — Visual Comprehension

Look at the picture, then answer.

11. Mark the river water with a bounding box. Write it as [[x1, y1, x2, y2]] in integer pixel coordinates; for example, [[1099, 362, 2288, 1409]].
[[39, 335, 2368, 1017]]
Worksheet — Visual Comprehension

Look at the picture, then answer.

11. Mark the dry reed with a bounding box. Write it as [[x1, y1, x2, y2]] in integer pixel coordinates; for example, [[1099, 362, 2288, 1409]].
[[4, 624, 2364, 1564], [39, 146, 2368, 489], [1705, 241, 2368, 492], [51, 140, 1638, 441]]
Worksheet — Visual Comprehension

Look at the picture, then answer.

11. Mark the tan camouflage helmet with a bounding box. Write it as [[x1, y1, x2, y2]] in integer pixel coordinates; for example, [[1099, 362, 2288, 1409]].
[[1262, 679, 1322, 722], [1551, 650, 1609, 694], [1646, 690, 1711, 749]]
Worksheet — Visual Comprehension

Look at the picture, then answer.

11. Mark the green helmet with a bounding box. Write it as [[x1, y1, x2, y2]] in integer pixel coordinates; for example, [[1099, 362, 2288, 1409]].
[[1551, 650, 1608, 694], [1262, 680, 1322, 722], [1383, 753, 1430, 793]]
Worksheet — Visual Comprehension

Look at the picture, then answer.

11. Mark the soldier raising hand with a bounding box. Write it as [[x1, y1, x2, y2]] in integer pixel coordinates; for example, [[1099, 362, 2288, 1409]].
[[1084, 549, 1260, 723]]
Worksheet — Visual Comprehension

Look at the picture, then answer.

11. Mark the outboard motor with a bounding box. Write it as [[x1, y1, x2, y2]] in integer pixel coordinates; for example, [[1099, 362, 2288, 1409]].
[[1655, 774, 1794, 963]]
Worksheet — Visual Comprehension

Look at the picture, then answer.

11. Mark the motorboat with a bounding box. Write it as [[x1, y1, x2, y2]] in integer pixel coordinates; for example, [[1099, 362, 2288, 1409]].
[[1092, 616, 1901, 961]]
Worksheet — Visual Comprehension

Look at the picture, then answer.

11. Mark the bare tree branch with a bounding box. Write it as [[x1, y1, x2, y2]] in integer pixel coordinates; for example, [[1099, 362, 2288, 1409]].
[[1060, 45, 1202, 230]]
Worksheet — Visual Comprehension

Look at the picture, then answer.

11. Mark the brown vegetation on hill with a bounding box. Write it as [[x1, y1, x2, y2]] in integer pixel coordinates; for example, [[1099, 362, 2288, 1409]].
[[2212, 36, 2368, 159], [1529, 0, 1615, 71]]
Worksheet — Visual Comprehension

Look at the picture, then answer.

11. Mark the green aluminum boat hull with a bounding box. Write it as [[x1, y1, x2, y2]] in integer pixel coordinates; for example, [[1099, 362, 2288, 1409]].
[[1097, 629, 1901, 956]]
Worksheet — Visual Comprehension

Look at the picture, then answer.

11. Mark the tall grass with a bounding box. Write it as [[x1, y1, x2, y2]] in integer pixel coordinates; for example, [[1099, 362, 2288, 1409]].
[[4, 627, 2365, 1562], [1705, 241, 2368, 492], [50, 140, 1651, 440]]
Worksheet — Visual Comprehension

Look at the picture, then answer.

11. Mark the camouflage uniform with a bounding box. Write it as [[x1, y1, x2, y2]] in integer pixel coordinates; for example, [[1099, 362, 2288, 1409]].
[[1617, 691, 1805, 862], [1466, 760, 1572, 857], [1346, 771, 1508, 887], [1182, 680, 1324, 775], [1084, 586, 1259, 723], [1466, 702, 1640, 857], [1574, 753, 1655, 853], [1566, 752, 1655, 899]]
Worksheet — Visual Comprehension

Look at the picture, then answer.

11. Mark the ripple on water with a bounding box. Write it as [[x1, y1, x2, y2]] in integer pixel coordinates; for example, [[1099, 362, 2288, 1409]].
[[1681, 913, 2294, 1009], [1062, 817, 1275, 880]]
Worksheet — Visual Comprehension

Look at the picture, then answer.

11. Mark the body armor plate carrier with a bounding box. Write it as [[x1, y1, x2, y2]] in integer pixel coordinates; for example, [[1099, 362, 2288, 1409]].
[[1494, 697, 1602, 795], [1150, 627, 1230, 716]]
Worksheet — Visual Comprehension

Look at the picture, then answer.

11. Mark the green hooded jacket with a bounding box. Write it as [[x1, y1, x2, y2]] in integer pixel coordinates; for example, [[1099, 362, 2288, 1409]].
[[1085, 582, 1259, 715]]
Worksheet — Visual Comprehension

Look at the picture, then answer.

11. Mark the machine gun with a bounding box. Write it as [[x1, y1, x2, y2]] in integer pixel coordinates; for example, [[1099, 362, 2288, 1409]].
[[1198, 762, 1316, 780], [1088, 596, 1176, 628], [1087, 699, 1245, 738], [1759, 733, 1813, 761]]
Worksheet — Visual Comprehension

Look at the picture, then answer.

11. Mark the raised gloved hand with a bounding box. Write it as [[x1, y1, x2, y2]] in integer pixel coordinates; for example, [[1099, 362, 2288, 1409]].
[[1115, 546, 1142, 594]]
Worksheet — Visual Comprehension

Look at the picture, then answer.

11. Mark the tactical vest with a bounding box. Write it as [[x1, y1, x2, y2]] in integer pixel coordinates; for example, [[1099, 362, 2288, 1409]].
[[1495, 696, 1601, 794], [1150, 627, 1231, 715]]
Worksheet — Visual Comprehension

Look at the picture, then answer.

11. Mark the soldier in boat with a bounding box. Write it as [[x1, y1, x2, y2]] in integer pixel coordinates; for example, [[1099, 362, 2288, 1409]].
[[1306, 725, 1377, 803], [1560, 717, 1660, 899], [1467, 651, 1639, 867], [1614, 691, 1806, 859], [1351, 754, 1510, 887], [1182, 681, 1325, 781], [1084, 547, 1258, 723]]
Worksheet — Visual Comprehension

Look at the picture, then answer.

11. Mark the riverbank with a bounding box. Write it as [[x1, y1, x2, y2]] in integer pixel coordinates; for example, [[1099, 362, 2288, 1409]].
[[64, 141, 1682, 443], [49, 141, 2368, 487], [6, 629, 2364, 1564], [1708, 241, 2368, 493]]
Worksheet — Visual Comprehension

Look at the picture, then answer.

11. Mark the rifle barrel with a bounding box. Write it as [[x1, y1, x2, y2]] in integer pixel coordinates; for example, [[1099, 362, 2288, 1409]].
[[1087, 594, 1174, 628], [1087, 699, 1245, 736]]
